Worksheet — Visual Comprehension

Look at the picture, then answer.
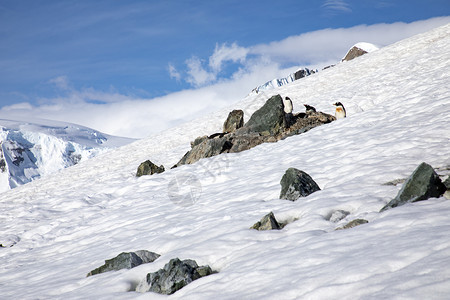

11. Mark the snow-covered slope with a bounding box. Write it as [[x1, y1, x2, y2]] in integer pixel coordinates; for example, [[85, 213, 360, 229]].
[[0, 118, 133, 192], [0, 23, 449, 299]]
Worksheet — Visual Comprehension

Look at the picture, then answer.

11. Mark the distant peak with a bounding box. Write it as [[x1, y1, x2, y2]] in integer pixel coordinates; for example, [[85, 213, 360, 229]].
[[342, 42, 379, 62]]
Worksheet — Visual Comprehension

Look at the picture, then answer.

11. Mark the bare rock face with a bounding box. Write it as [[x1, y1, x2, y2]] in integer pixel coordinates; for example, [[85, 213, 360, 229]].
[[136, 258, 214, 295], [342, 46, 368, 61], [280, 168, 321, 201], [380, 162, 446, 212], [223, 109, 244, 133]]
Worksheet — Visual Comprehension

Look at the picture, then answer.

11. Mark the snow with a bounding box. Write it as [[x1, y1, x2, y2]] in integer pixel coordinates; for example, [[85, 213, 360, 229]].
[[0, 117, 133, 192], [352, 42, 379, 53], [0, 23, 450, 299]]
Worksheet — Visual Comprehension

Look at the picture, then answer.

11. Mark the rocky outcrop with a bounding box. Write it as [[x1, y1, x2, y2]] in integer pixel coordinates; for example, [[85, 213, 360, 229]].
[[136, 160, 165, 177], [87, 250, 160, 277], [251, 212, 281, 231], [380, 162, 446, 212], [223, 110, 244, 133], [342, 46, 368, 62], [279, 168, 321, 201], [136, 258, 214, 295], [244, 94, 287, 136], [336, 219, 368, 230], [173, 95, 335, 168]]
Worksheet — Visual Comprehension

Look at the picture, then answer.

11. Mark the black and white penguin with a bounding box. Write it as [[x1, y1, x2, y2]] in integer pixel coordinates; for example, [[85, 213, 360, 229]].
[[283, 97, 293, 114], [333, 102, 346, 119], [304, 104, 316, 113]]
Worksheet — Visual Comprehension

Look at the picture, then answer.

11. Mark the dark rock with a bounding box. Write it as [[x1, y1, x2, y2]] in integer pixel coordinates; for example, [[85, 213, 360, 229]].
[[280, 168, 321, 201], [243, 94, 287, 136], [250, 212, 281, 230], [190, 135, 208, 148], [223, 110, 244, 133], [443, 176, 450, 190], [174, 95, 335, 168], [136, 258, 214, 295], [342, 46, 368, 62], [87, 250, 160, 277], [336, 219, 368, 230], [174, 135, 231, 167], [380, 162, 446, 212], [228, 132, 266, 153], [136, 160, 165, 177]]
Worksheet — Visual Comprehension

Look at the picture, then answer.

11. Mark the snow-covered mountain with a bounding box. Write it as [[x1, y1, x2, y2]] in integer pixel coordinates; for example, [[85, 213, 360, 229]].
[[0, 117, 133, 192], [0, 23, 449, 299], [250, 67, 317, 95], [250, 42, 378, 95]]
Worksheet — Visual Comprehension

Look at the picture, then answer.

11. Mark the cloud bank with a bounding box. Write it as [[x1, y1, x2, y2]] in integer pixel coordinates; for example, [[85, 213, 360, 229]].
[[1, 17, 449, 139]]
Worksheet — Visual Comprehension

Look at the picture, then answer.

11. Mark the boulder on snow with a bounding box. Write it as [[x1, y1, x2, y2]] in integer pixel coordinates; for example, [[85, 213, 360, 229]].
[[87, 250, 160, 277], [251, 212, 281, 231], [136, 160, 165, 177], [380, 162, 446, 212], [336, 219, 368, 230], [280, 168, 321, 201], [174, 135, 232, 167], [223, 110, 244, 133], [136, 258, 215, 295], [243, 94, 287, 136]]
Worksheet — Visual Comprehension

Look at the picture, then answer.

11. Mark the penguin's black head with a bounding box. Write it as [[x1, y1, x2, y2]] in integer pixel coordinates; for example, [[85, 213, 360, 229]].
[[334, 102, 343, 107], [285, 97, 291, 100]]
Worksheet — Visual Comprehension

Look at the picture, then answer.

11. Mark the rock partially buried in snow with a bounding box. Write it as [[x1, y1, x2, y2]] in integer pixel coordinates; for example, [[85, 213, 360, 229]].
[[326, 210, 350, 223], [136, 160, 165, 177], [280, 168, 321, 201], [251, 212, 281, 230], [87, 250, 160, 277], [380, 162, 446, 212], [223, 109, 244, 133], [136, 258, 214, 295], [336, 219, 368, 230]]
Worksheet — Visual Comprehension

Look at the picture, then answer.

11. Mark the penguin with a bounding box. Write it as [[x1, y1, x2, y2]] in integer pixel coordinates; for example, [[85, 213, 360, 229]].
[[333, 102, 346, 119], [304, 104, 316, 113], [283, 97, 293, 114]]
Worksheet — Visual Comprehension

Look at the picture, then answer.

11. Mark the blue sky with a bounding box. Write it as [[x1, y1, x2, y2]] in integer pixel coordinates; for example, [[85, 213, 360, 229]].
[[0, 1, 449, 138]]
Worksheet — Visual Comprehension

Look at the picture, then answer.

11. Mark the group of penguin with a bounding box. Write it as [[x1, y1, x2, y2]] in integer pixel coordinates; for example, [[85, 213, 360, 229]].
[[283, 96, 346, 119]]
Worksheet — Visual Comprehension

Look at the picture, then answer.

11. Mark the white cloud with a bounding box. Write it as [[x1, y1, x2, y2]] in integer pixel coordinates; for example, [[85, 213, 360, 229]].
[[322, 0, 352, 13], [209, 42, 249, 72], [2, 17, 449, 139], [168, 63, 181, 81], [185, 56, 216, 87], [48, 75, 71, 90]]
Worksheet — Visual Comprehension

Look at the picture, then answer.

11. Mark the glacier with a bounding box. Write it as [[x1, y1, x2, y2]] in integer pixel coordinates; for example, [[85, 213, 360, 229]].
[[0, 117, 133, 192]]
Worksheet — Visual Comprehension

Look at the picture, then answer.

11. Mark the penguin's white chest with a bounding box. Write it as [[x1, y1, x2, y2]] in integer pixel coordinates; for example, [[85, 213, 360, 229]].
[[283, 100, 293, 114], [335, 107, 346, 119]]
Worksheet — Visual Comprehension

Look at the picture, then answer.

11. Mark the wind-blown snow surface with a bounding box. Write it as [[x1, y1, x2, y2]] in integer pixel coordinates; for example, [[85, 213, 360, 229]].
[[1, 24, 450, 299], [0, 118, 133, 193]]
